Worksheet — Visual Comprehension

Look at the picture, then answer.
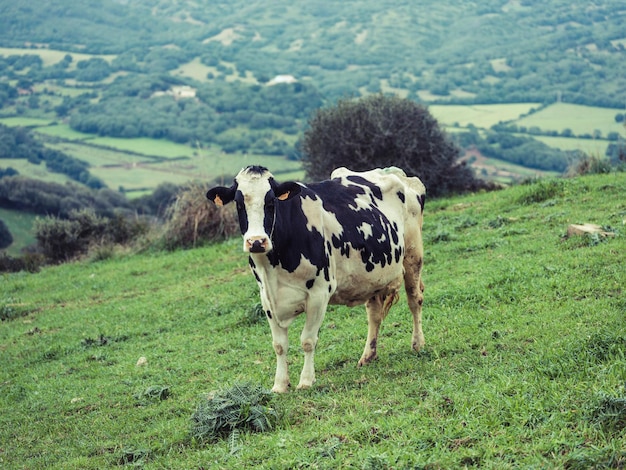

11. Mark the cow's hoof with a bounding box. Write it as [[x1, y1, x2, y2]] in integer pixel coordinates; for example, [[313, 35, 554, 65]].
[[296, 377, 315, 390], [412, 337, 425, 352], [272, 383, 290, 393], [357, 353, 377, 367]]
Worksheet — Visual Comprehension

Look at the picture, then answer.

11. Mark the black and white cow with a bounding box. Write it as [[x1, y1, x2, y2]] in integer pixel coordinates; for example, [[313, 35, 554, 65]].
[[207, 165, 426, 392]]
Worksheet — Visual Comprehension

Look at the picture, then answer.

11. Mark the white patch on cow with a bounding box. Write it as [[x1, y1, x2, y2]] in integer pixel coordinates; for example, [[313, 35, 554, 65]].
[[301, 194, 345, 238], [358, 222, 373, 239]]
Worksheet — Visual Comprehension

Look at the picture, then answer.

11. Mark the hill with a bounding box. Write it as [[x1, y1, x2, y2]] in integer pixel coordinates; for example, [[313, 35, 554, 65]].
[[2, 1, 626, 107], [1, 0, 625, 183], [1, 172, 624, 468]]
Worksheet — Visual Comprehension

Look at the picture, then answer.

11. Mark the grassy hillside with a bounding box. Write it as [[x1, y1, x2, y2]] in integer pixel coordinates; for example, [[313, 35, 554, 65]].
[[1, 172, 625, 468]]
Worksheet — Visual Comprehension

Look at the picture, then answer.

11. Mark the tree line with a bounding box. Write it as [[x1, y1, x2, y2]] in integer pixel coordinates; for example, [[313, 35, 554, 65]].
[[0, 124, 105, 188]]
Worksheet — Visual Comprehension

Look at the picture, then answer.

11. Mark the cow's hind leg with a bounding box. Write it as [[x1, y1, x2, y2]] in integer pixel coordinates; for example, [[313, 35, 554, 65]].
[[358, 292, 398, 366], [404, 254, 425, 352]]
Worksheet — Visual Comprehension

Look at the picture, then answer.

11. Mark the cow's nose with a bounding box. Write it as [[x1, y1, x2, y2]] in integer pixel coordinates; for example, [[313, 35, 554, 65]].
[[246, 236, 270, 253]]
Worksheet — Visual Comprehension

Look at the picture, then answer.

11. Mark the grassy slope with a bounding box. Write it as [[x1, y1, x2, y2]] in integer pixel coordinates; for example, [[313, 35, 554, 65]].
[[1, 173, 625, 468]]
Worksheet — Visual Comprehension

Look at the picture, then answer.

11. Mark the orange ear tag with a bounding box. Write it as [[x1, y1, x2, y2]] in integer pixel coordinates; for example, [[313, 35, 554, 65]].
[[277, 191, 290, 201], [214, 195, 223, 206]]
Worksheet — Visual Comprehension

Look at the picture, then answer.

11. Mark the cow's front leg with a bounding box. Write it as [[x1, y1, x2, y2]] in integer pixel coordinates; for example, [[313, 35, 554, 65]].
[[268, 320, 290, 393], [297, 305, 326, 390]]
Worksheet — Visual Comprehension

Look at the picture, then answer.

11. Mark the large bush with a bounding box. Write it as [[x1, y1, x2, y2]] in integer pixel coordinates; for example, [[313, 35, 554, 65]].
[[300, 94, 483, 197]]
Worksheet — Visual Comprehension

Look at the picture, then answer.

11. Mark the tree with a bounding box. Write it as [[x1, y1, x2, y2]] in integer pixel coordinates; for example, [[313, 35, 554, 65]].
[[300, 94, 482, 197]]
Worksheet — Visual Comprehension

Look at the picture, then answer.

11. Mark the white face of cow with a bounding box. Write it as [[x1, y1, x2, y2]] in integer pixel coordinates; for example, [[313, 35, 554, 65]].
[[206, 166, 302, 254], [235, 168, 275, 253]]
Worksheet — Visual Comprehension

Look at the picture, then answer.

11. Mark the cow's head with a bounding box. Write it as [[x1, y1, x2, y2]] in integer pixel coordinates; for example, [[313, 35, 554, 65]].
[[206, 166, 301, 254]]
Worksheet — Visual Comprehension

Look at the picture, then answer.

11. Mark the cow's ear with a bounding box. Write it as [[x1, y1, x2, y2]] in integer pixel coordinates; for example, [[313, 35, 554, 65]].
[[207, 185, 235, 206], [274, 181, 301, 201]]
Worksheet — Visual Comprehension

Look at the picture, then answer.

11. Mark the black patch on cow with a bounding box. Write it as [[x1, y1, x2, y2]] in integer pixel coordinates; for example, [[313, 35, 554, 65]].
[[346, 175, 383, 200], [252, 269, 262, 284], [233, 190, 248, 234], [249, 257, 256, 269], [266, 310, 272, 319], [306, 279, 315, 289], [397, 190, 405, 203], [395, 247, 403, 264], [265, 189, 329, 276], [245, 165, 269, 175], [417, 194, 426, 211]]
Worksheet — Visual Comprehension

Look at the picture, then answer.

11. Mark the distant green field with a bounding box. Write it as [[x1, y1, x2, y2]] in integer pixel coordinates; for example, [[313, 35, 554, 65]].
[[429, 103, 541, 128], [88, 136, 198, 159], [514, 103, 626, 137], [529, 135, 611, 155], [45, 142, 151, 167], [89, 165, 198, 193], [0, 47, 115, 68], [34, 124, 94, 140], [0, 207, 37, 256], [0, 117, 55, 127]]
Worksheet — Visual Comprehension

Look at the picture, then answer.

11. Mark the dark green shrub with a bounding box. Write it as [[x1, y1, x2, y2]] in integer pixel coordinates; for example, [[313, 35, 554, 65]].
[[34, 216, 85, 263], [34, 209, 150, 263], [300, 94, 486, 196], [0, 252, 45, 273]]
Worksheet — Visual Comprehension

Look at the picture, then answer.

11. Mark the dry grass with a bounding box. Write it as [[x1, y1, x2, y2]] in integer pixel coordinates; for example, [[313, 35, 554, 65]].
[[161, 181, 238, 249]]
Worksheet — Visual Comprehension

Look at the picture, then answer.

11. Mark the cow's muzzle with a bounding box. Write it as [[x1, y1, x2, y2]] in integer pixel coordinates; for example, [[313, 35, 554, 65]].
[[245, 236, 270, 253]]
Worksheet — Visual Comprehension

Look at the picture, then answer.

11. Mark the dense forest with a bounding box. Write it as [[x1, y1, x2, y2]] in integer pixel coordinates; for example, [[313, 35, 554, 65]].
[[1, 0, 626, 106]]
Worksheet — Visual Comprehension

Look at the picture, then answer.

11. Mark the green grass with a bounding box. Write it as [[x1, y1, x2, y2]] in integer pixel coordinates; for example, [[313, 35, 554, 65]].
[[1, 172, 625, 468]]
